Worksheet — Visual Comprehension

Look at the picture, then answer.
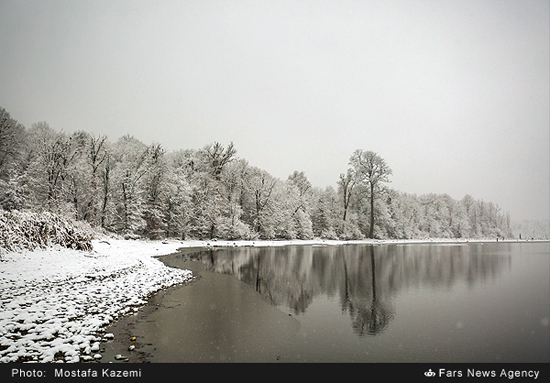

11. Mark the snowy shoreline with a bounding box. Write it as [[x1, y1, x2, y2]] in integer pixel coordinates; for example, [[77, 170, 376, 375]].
[[180, 237, 549, 248], [1, 236, 547, 363], [0, 239, 192, 363]]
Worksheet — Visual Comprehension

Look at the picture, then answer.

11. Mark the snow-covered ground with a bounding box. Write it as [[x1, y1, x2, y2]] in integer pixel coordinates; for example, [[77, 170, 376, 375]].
[[0, 239, 193, 363], [0, 236, 542, 363]]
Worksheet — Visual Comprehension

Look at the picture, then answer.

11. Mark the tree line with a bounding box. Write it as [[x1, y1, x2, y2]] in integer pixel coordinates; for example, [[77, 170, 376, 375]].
[[0, 106, 513, 240]]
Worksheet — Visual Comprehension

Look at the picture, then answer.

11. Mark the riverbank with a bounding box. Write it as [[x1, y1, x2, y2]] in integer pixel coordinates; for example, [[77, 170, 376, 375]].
[[1, 236, 547, 363], [100, 258, 301, 363], [0, 239, 193, 363], [178, 237, 549, 248]]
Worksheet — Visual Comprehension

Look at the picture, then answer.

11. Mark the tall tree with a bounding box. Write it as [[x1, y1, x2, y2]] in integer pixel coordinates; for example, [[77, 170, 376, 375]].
[[110, 135, 149, 234], [0, 107, 25, 177], [100, 150, 112, 229], [287, 171, 312, 214], [65, 131, 108, 223], [142, 143, 168, 239], [163, 150, 193, 239], [349, 150, 392, 238], [245, 166, 278, 238], [219, 158, 253, 239], [0, 107, 27, 210], [25, 123, 78, 214], [83, 133, 108, 223], [310, 186, 340, 239], [286, 171, 314, 239], [338, 169, 356, 222]]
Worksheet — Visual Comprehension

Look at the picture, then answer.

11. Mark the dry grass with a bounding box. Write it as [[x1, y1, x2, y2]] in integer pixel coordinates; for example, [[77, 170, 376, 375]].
[[0, 210, 93, 254]]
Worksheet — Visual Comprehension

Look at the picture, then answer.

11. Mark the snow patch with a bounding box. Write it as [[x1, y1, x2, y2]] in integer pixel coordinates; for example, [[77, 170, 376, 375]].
[[0, 238, 192, 363]]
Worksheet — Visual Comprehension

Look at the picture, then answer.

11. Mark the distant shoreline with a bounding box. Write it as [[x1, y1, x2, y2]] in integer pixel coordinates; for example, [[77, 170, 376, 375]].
[[161, 237, 550, 253]]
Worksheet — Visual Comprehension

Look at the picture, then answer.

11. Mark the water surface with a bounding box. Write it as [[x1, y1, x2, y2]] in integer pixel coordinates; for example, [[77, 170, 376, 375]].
[[107, 242, 550, 363]]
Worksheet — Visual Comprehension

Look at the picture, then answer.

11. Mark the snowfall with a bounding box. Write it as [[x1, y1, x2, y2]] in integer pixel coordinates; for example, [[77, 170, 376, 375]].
[[0, 236, 534, 363]]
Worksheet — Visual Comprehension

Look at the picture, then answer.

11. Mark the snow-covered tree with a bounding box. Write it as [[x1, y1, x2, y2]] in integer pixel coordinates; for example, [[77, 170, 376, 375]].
[[512, 220, 549, 239], [142, 143, 169, 239], [62, 131, 109, 224], [349, 150, 392, 238], [24, 123, 78, 215], [0, 107, 25, 179], [310, 186, 340, 238], [0, 105, 516, 242], [163, 151, 193, 239], [109, 135, 149, 235], [243, 166, 278, 238], [199, 141, 237, 181], [285, 171, 314, 239], [219, 158, 253, 239]]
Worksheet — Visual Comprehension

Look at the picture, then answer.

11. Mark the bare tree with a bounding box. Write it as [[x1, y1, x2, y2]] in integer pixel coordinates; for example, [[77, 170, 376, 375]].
[[338, 169, 356, 222], [350, 150, 392, 238], [100, 151, 112, 228], [201, 142, 237, 181]]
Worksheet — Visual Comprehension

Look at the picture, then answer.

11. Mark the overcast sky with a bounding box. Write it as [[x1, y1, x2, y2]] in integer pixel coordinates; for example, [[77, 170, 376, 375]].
[[0, 0, 548, 222]]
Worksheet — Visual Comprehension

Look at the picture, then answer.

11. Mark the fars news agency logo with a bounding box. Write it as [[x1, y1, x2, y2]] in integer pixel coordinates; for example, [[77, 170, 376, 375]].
[[425, 369, 436, 378]]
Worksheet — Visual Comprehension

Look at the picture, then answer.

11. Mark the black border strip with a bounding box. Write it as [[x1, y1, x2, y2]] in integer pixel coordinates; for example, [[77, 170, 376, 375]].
[[2, 363, 549, 381]]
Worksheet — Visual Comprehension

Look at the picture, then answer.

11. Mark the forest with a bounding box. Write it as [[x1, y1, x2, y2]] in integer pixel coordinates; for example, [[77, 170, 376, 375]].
[[0, 106, 514, 242]]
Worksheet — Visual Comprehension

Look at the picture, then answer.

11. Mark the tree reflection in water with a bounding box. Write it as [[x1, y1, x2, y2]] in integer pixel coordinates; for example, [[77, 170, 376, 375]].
[[177, 243, 509, 337], [345, 246, 395, 336]]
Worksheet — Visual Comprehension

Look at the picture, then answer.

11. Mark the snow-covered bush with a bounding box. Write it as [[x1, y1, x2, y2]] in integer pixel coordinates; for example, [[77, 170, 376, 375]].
[[0, 177, 28, 211], [215, 216, 253, 240], [320, 226, 339, 240], [337, 220, 364, 240], [0, 210, 93, 254]]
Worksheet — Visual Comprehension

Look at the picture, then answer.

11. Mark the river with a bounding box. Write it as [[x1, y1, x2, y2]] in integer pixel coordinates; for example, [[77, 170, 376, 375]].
[[103, 242, 549, 363]]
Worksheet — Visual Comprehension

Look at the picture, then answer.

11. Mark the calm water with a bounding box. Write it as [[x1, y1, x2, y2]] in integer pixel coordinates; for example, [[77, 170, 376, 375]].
[[133, 242, 550, 363]]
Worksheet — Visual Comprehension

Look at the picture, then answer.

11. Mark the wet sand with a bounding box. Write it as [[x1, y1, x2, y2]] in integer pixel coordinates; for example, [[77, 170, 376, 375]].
[[101, 253, 300, 363]]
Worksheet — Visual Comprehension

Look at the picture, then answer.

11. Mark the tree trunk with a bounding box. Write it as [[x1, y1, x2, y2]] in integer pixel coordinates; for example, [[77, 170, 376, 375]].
[[100, 154, 111, 228], [369, 183, 375, 238]]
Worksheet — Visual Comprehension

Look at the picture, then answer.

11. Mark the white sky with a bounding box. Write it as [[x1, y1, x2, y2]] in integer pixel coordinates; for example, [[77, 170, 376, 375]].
[[1, 0, 548, 222]]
